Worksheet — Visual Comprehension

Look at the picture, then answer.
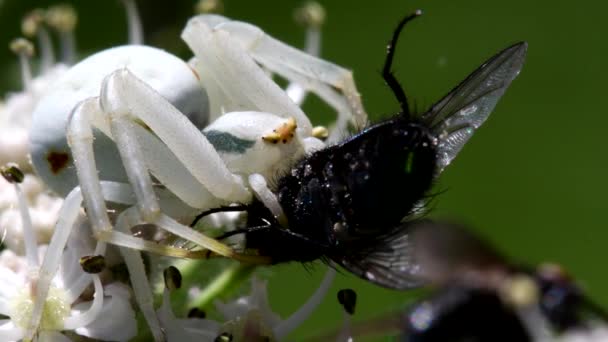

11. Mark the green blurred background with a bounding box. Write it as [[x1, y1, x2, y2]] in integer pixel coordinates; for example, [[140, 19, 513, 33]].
[[0, 0, 606, 340]]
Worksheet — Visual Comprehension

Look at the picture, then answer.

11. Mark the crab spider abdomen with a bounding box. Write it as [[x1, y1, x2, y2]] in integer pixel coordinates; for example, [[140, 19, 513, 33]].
[[29, 45, 209, 196]]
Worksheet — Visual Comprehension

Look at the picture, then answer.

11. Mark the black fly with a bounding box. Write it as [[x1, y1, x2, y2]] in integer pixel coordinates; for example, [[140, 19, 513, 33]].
[[306, 222, 608, 341], [401, 221, 608, 341], [192, 11, 527, 289]]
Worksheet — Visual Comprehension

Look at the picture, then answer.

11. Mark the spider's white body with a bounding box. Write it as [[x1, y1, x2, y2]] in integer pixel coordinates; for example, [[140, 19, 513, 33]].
[[30, 45, 209, 198], [26, 13, 366, 341]]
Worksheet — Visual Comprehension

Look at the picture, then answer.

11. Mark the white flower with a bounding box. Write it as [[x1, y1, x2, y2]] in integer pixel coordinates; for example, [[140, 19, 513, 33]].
[[158, 267, 336, 341], [0, 172, 137, 342], [0, 235, 137, 342], [0, 174, 62, 253], [0, 10, 71, 252], [0, 44, 68, 171], [556, 324, 608, 342]]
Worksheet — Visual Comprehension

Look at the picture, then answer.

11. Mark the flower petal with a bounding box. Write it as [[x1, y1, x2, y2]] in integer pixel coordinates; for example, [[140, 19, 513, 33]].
[[158, 289, 222, 341], [0, 320, 23, 342], [38, 331, 72, 342], [64, 276, 104, 330], [73, 283, 137, 342]]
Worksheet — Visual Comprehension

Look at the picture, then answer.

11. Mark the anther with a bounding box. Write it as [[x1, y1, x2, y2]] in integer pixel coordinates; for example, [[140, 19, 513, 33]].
[[46, 5, 77, 64], [9, 38, 34, 57], [337, 288, 357, 315], [312, 126, 329, 140], [500, 274, 539, 309], [294, 1, 326, 28], [163, 266, 182, 291], [187, 307, 206, 319], [46, 5, 77, 33], [9, 38, 34, 90], [1, 163, 25, 184], [22, 10, 45, 37], [22, 9, 55, 72], [79, 255, 106, 274], [214, 332, 233, 342], [195, 0, 224, 14]]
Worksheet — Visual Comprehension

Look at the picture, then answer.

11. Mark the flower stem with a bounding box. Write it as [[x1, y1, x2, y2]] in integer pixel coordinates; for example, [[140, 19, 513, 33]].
[[192, 262, 256, 309]]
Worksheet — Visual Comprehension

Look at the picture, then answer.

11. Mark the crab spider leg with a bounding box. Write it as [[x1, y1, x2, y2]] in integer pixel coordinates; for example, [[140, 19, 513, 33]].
[[187, 17, 368, 130], [182, 18, 314, 134], [67, 98, 113, 233], [110, 115, 161, 222], [70, 97, 225, 212], [249, 173, 287, 226], [67, 96, 251, 259], [131, 123, 225, 210], [94, 181, 270, 263], [95, 206, 233, 259], [100, 69, 251, 203], [114, 208, 164, 342], [285, 12, 323, 106]]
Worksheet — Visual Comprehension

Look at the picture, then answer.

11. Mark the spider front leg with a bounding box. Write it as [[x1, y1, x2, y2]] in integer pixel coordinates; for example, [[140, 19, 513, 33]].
[[183, 15, 368, 142], [67, 69, 269, 262]]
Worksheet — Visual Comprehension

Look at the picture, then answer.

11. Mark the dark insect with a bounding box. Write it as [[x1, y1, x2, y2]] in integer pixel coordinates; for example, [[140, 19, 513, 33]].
[[192, 10, 527, 289], [400, 221, 608, 341], [305, 222, 608, 341]]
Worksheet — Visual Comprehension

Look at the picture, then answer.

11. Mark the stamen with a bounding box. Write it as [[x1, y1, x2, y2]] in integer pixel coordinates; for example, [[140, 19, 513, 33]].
[[115, 209, 164, 341], [195, 0, 224, 14], [9, 38, 34, 91], [337, 289, 357, 315], [294, 1, 325, 56], [121, 0, 143, 45], [45, 4, 77, 65], [188, 307, 206, 319], [163, 266, 182, 291], [215, 332, 233, 342], [24, 187, 83, 341], [22, 9, 55, 73], [64, 273, 92, 303], [63, 275, 104, 330], [312, 126, 329, 140], [0, 164, 24, 183], [294, 1, 326, 30], [287, 2, 325, 104], [192, 262, 255, 309], [336, 289, 357, 342], [79, 255, 106, 274], [273, 267, 336, 339], [2, 165, 38, 268]]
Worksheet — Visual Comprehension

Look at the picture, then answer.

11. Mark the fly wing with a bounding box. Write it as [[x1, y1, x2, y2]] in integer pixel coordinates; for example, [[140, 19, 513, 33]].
[[335, 220, 508, 289], [422, 42, 527, 173], [335, 221, 426, 290], [408, 220, 507, 285]]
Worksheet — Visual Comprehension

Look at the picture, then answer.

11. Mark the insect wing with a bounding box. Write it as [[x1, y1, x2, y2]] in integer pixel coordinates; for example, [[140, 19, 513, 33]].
[[337, 220, 508, 289], [423, 42, 527, 173], [409, 220, 507, 285], [336, 222, 425, 290]]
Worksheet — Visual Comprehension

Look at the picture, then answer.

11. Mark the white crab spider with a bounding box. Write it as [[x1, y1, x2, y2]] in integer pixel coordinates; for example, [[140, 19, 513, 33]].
[[30, 12, 366, 259], [26, 5, 365, 340]]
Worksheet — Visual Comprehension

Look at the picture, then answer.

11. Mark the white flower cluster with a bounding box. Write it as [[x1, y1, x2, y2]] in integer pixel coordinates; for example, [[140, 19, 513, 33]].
[[0, 1, 347, 341], [2, 1, 604, 342], [0, 5, 140, 341]]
